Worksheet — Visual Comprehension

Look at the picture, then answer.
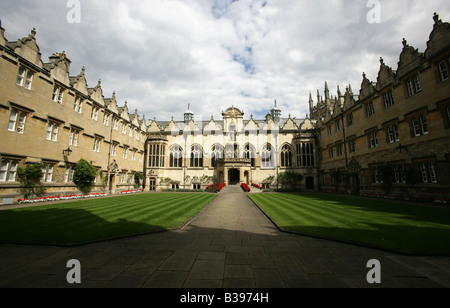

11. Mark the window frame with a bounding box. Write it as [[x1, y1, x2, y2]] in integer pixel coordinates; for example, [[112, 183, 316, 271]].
[[93, 137, 102, 152], [280, 144, 293, 168], [149, 143, 167, 168], [69, 128, 80, 147], [41, 164, 54, 183], [411, 114, 429, 137], [46, 122, 60, 142], [368, 131, 379, 149], [383, 90, 395, 108], [16, 66, 34, 90], [439, 60, 449, 81], [8, 108, 27, 134], [52, 85, 64, 104], [0, 159, 19, 182], [73, 96, 83, 113], [365, 101, 375, 117], [190, 144, 203, 168]]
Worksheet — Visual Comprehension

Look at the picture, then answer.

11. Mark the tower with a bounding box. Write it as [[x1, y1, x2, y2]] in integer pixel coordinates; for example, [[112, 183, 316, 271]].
[[271, 100, 281, 123], [184, 104, 194, 123]]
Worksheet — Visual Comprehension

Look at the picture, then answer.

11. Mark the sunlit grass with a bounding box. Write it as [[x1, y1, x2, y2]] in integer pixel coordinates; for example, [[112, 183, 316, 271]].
[[250, 193, 450, 255]]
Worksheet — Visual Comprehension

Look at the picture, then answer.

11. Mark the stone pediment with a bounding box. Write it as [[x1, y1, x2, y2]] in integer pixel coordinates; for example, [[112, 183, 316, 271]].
[[8, 28, 43, 68], [222, 106, 244, 118], [424, 13, 450, 59], [359, 73, 376, 101], [46, 52, 71, 86], [396, 39, 423, 78], [299, 118, 315, 130], [204, 117, 223, 133], [376, 57, 396, 90], [244, 116, 260, 132], [281, 117, 299, 130], [70, 67, 89, 96], [88, 80, 105, 106], [105, 92, 119, 114]]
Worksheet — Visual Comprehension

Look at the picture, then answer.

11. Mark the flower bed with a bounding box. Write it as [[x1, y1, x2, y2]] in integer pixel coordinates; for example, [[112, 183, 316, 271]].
[[206, 183, 218, 191], [216, 183, 226, 192], [18, 192, 108, 204], [241, 183, 251, 192], [251, 183, 262, 190], [119, 189, 143, 195]]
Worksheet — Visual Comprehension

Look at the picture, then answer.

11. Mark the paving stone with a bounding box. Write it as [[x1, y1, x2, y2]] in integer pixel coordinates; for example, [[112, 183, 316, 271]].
[[187, 260, 224, 280]]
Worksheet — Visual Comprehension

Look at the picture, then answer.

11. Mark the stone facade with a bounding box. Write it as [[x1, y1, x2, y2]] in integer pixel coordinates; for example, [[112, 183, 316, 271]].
[[145, 105, 318, 191], [0, 22, 147, 204], [310, 13, 450, 199], [1, 13, 449, 204]]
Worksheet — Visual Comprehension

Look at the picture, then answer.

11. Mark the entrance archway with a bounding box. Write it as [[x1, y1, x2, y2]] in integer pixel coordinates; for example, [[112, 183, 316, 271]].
[[228, 169, 240, 185]]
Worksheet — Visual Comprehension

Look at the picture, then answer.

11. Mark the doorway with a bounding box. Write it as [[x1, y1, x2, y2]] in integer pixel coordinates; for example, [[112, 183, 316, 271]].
[[228, 169, 240, 185], [149, 178, 157, 191], [351, 175, 360, 195], [306, 176, 314, 191]]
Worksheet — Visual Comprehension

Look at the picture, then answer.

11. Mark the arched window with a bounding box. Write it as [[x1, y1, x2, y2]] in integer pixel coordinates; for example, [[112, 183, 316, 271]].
[[280, 144, 293, 168], [243, 144, 256, 167], [169, 145, 183, 168], [190, 145, 203, 168], [261, 144, 274, 169], [211, 144, 224, 168]]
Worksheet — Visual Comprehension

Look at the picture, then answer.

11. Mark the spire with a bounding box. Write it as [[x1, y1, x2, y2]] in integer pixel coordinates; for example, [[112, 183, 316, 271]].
[[325, 81, 330, 99]]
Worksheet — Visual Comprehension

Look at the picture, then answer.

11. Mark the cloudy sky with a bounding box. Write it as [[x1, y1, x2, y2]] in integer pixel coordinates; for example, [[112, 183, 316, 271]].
[[1, 0, 449, 122]]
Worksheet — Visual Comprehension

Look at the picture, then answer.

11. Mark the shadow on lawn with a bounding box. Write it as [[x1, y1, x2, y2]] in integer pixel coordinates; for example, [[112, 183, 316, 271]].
[[0, 207, 165, 246]]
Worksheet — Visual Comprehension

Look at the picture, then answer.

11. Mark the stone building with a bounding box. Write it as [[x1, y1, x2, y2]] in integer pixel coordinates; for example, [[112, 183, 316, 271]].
[[311, 13, 450, 199], [0, 22, 147, 205], [145, 104, 318, 191], [0, 13, 449, 204]]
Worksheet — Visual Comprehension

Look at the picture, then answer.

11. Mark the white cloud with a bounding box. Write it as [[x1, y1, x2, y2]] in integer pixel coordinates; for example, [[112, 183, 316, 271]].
[[1, 0, 449, 121]]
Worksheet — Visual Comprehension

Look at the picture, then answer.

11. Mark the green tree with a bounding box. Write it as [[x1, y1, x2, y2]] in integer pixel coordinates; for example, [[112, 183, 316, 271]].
[[134, 172, 144, 188], [73, 159, 97, 194], [17, 163, 46, 199]]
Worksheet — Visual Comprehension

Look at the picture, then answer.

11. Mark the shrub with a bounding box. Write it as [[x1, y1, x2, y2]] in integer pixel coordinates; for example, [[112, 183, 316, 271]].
[[73, 159, 97, 195], [17, 163, 46, 199]]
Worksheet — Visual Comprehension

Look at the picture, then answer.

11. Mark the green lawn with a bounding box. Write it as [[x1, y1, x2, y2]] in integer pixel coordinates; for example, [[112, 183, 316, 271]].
[[249, 193, 450, 255], [0, 193, 216, 245]]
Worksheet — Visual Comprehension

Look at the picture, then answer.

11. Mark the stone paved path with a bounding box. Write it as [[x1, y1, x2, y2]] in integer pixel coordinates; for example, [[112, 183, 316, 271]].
[[0, 186, 449, 288]]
